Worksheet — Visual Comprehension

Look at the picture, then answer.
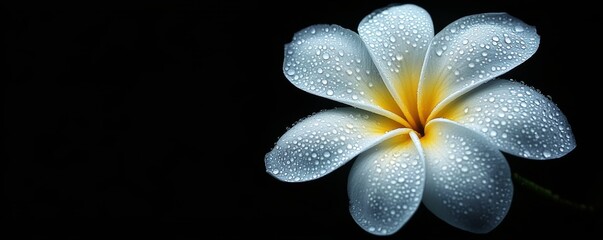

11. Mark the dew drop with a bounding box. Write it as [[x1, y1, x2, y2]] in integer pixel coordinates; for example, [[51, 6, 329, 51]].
[[514, 25, 525, 32], [543, 150, 552, 158], [286, 69, 295, 75], [323, 151, 331, 158], [326, 90, 334, 96], [322, 53, 330, 60], [468, 63, 475, 68]]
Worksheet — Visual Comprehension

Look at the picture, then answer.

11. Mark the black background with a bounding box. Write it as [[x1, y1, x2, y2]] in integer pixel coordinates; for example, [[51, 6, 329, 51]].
[[5, 0, 601, 239]]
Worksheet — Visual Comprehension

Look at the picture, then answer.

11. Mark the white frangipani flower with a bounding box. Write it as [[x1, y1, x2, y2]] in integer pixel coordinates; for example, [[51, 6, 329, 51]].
[[266, 4, 575, 235]]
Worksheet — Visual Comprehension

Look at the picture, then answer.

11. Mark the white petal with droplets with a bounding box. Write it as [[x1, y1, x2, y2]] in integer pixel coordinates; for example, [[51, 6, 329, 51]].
[[440, 79, 575, 159], [266, 108, 406, 182], [348, 132, 425, 236], [358, 4, 434, 128], [284, 25, 406, 124], [418, 13, 540, 121], [421, 119, 512, 233]]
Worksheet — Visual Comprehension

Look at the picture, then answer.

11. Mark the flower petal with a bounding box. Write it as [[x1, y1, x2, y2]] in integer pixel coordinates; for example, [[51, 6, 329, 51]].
[[358, 4, 434, 128], [284, 25, 408, 125], [266, 108, 407, 182], [348, 132, 425, 235], [421, 119, 512, 233], [439, 79, 575, 159], [418, 13, 540, 122]]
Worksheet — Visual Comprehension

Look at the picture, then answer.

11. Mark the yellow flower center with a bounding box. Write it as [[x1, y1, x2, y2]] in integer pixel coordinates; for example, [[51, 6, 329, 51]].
[[384, 68, 444, 138]]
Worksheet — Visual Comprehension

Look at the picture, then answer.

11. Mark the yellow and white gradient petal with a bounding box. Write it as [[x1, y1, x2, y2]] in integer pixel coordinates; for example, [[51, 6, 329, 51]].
[[348, 133, 425, 235], [266, 108, 407, 182], [358, 4, 434, 130], [421, 119, 512, 233], [418, 13, 540, 124]]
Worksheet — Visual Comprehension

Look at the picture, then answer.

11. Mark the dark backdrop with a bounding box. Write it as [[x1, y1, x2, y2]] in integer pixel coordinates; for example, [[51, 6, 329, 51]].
[[5, 0, 600, 238]]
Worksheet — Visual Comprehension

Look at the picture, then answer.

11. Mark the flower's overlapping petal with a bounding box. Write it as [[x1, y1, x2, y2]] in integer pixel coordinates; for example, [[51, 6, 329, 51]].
[[348, 133, 425, 235], [439, 79, 575, 159], [358, 4, 434, 128], [418, 13, 540, 122], [266, 108, 407, 182], [284, 25, 407, 124], [421, 119, 513, 233]]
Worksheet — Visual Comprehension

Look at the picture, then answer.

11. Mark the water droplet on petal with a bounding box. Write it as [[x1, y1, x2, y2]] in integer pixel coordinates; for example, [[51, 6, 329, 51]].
[[326, 90, 334, 96], [505, 37, 512, 44]]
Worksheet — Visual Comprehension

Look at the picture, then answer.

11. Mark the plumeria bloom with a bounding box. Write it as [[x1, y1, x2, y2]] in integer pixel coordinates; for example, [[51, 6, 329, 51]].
[[265, 4, 575, 235]]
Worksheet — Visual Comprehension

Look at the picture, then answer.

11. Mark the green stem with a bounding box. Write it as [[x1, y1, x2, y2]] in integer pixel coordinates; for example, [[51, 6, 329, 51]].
[[512, 172, 596, 212]]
